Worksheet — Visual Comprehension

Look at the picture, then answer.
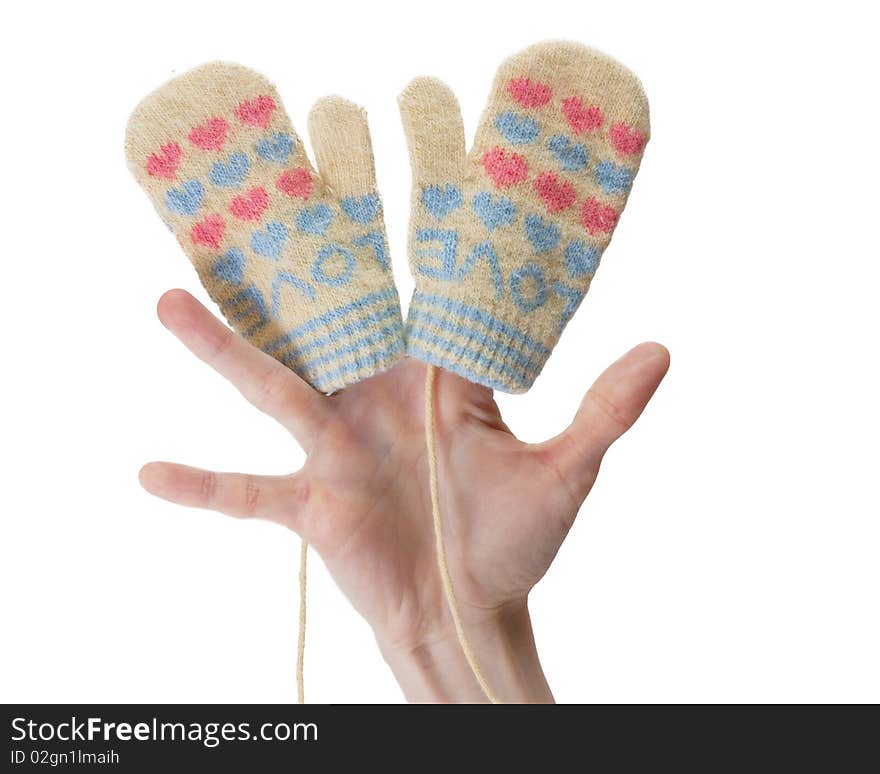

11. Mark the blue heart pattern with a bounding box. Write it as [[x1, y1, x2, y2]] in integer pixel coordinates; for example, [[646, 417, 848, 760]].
[[341, 194, 381, 224], [296, 204, 334, 236], [564, 240, 600, 279], [165, 179, 203, 215], [594, 160, 633, 195], [210, 152, 250, 187], [524, 214, 560, 254], [547, 135, 588, 171], [256, 132, 294, 164], [472, 192, 516, 231], [421, 184, 463, 219], [213, 248, 246, 284], [251, 221, 288, 260], [495, 111, 539, 145]]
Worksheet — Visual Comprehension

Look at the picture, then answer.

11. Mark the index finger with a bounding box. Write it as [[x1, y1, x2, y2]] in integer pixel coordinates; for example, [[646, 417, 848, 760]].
[[157, 289, 332, 450]]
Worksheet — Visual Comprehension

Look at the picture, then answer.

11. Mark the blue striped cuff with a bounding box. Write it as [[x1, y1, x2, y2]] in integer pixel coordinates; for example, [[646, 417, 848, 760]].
[[404, 291, 553, 393], [263, 288, 404, 393]]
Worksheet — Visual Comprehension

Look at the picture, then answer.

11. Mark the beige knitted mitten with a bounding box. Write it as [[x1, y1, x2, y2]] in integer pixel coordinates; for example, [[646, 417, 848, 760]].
[[126, 63, 404, 393], [399, 41, 649, 392]]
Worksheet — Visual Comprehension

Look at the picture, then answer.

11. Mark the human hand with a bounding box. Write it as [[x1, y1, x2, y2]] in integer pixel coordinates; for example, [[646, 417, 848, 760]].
[[140, 288, 669, 702]]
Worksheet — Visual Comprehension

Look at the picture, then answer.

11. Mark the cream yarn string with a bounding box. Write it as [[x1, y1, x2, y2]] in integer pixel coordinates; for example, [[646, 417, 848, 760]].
[[424, 364, 502, 704], [297, 540, 308, 703]]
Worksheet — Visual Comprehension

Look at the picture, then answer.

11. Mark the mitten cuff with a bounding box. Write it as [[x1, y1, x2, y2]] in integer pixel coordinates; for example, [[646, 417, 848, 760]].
[[267, 286, 405, 393], [405, 290, 559, 393]]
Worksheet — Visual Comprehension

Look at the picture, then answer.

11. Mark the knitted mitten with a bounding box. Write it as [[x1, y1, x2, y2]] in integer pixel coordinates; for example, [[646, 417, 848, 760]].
[[126, 63, 404, 393], [399, 41, 649, 392], [402, 41, 651, 703]]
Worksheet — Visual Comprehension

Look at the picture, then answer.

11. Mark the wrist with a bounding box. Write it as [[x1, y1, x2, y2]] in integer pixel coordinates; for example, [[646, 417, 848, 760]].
[[376, 600, 554, 703]]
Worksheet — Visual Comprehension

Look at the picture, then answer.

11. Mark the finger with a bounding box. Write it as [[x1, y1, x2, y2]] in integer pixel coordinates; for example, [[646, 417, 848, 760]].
[[139, 462, 310, 534], [157, 289, 332, 449], [540, 342, 670, 495], [307, 96, 378, 197], [398, 76, 467, 186]]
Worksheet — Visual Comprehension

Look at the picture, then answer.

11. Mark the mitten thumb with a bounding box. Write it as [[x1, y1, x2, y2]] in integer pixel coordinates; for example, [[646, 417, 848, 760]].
[[398, 77, 467, 186]]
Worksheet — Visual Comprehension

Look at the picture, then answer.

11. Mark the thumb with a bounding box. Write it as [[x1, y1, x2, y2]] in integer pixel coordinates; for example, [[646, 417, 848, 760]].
[[540, 342, 670, 497], [308, 96, 378, 197], [398, 76, 467, 186]]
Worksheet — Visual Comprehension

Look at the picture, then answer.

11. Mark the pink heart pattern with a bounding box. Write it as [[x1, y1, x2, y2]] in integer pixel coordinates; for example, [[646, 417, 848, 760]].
[[189, 117, 228, 151], [469, 75, 648, 247], [482, 147, 529, 188], [609, 122, 645, 157], [562, 96, 604, 134], [507, 77, 552, 109], [236, 95, 276, 128], [276, 167, 313, 200], [230, 186, 269, 221], [191, 214, 225, 248], [146, 142, 182, 179], [534, 172, 575, 214], [581, 197, 618, 235]]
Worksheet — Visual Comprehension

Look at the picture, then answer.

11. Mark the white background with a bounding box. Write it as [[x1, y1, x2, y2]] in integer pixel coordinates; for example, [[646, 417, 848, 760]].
[[1, 0, 878, 703]]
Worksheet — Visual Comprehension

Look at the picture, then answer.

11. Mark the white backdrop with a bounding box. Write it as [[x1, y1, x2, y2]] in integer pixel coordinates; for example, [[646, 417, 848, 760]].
[[1, 0, 878, 703]]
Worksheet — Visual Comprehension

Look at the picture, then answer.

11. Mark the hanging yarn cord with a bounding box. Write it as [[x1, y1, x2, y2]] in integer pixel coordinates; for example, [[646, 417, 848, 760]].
[[296, 540, 308, 703], [424, 365, 502, 704]]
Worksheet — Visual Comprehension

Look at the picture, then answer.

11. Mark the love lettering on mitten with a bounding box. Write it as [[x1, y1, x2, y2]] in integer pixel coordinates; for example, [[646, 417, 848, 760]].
[[399, 42, 649, 393], [126, 63, 404, 393]]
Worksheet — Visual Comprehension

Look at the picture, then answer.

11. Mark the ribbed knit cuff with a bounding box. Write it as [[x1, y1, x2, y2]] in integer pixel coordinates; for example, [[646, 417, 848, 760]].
[[259, 286, 404, 393], [405, 290, 554, 393]]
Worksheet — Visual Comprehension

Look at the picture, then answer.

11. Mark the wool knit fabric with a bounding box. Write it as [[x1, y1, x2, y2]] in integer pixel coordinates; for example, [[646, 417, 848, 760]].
[[399, 41, 650, 393], [126, 63, 404, 393]]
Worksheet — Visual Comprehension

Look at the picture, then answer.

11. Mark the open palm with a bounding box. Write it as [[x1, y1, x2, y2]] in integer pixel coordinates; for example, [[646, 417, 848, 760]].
[[141, 289, 669, 660]]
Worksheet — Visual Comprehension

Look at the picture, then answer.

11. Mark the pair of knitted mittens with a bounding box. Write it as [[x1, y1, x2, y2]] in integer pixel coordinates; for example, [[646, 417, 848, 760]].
[[126, 41, 649, 701], [126, 42, 648, 396]]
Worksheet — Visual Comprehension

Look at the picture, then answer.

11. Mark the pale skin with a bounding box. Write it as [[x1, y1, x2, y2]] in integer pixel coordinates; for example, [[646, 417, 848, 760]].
[[140, 288, 670, 703]]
